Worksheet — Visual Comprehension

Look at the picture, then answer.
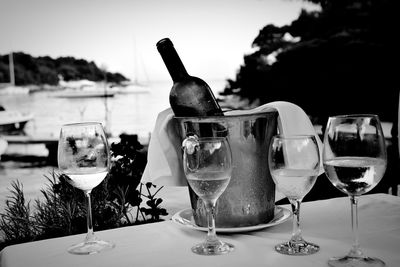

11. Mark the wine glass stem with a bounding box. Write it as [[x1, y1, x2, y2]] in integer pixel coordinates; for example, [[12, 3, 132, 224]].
[[205, 202, 218, 243], [85, 190, 95, 242], [290, 199, 303, 242], [349, 195, 363, 257]]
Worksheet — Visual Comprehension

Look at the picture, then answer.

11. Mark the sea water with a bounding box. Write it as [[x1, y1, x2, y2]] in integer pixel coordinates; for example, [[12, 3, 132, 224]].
[[0, 80, 227, 211]]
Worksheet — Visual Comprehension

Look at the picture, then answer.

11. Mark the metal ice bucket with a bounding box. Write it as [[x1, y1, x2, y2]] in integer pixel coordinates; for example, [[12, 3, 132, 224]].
[[175, 110, 278, 228]]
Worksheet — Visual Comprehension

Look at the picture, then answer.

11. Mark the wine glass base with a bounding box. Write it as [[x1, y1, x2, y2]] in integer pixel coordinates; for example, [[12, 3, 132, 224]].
[[68, 240, 115, 255], [191, 241, 234, 255], [275, 240, 319, 256], [328, 255, 385, 267]]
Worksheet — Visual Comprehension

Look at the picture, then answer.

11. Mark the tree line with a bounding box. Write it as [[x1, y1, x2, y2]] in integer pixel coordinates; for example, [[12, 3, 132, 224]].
[[221, 0, 399, 198], [0, 52, 128, 86], [221, 0, 399, 126]]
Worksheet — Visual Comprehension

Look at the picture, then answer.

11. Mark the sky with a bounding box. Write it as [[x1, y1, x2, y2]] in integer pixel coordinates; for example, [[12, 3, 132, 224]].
[[0, 0, 319, 82]]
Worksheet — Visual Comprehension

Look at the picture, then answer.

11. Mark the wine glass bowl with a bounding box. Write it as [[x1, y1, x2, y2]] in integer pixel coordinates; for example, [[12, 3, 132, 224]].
[[268, 135, 320, 255], [323, 114, 387, 267], [58, 122, 115, 255], [182, 136, 234, 255]]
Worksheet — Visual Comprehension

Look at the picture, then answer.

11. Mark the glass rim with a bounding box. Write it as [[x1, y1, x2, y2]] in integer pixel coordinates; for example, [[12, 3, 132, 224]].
[[61, 121, 103, 127], [328, 114, 380, 120], [273, 134, 316, 140], [187, 136, 228, 142]]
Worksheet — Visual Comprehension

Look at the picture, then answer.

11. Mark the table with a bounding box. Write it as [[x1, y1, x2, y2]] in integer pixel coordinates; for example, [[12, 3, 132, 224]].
[[1, 188, 399, 267]]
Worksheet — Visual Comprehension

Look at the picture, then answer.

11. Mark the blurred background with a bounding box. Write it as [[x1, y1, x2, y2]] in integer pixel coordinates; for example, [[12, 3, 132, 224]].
[[0, 0, 399, 209]]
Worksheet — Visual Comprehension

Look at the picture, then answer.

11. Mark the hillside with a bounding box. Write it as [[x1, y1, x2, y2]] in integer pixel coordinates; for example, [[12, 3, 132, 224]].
[[0, 52, 128, 86]]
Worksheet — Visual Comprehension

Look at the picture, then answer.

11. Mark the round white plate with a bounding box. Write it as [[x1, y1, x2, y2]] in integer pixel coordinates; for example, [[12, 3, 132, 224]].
[[171, 206, 292, 233]]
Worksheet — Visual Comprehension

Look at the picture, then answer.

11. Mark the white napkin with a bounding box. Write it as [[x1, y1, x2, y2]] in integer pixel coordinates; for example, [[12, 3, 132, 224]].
[[141, 101, 323, 186]]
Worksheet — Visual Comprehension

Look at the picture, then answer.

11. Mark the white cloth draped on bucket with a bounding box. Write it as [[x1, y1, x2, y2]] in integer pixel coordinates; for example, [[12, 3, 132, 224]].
[[141, 101, 323, 186]]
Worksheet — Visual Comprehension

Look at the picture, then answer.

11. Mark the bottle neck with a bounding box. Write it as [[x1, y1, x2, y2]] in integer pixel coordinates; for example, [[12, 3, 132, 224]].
[[157, 38, 189, 82]]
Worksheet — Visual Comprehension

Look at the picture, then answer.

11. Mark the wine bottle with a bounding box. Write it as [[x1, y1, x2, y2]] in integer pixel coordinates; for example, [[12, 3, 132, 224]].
[[156, 38, 224, 117]]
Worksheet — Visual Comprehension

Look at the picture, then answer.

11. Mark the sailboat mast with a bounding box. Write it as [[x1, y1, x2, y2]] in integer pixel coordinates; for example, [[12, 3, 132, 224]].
[[9, 52, 15, 86], [101, 65, 111, 136], [133, 38, 139, 85], [132, 38, 148, 86]]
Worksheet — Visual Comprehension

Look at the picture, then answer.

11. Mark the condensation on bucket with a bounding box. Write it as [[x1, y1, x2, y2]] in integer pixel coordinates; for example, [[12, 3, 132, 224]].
[[175, 110, 278, 228]]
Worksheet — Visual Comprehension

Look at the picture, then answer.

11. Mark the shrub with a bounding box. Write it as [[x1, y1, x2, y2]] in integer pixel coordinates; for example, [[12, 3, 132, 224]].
[[0, 134, 167, 250]]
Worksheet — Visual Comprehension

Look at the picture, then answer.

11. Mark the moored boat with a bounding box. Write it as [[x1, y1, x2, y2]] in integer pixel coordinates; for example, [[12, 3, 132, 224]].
[[110, 83, 149, 94], [50, 89, 116, 98], [0, 85, 30, 95], [0, 107, 34, 133], [0, 137, 7, 158]]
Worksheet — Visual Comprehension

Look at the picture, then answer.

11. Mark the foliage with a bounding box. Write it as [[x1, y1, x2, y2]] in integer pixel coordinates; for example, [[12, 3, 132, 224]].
[[221, 0, 399, 125], [140, 182, 168, 221], [0, 52, 128, 85], [0, 134, 167, 250], [0, 181, 39, 245], [220, 0, 399, 201]]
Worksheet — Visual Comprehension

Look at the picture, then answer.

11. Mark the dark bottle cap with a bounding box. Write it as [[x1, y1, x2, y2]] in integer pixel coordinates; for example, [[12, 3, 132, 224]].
[[156, 38, 173, 50]]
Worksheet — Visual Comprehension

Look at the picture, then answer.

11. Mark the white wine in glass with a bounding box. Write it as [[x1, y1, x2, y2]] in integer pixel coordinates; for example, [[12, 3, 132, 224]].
[[323, 114, 387, 267], [268, 135, 320, 255], [182, 136, 234, 255], [58, 122, 115, 255]]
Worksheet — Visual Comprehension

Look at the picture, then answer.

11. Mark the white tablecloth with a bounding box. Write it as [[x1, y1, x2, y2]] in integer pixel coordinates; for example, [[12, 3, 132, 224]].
[[1, 189, 399, 267]]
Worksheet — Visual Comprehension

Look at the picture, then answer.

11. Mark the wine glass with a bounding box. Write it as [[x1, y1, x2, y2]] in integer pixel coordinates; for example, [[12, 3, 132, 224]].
[[268, 135, 320, 255], [182, 136, 234, 255], [58, 122, 115, 255], [323, 114, 387, 267]]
